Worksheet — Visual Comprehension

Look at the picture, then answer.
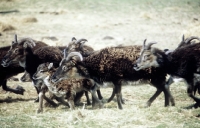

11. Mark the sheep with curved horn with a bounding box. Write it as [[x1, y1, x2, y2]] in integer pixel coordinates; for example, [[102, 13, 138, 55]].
[[134, 38, 200, 109]]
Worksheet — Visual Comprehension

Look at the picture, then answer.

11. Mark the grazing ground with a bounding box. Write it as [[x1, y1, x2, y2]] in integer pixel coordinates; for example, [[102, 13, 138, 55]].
[[0, 0, 200, 127]]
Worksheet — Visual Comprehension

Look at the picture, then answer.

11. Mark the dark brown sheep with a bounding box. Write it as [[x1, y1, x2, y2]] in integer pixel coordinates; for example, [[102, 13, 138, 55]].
[[0, 34, 48, 95], [134, 39, 200, 108]]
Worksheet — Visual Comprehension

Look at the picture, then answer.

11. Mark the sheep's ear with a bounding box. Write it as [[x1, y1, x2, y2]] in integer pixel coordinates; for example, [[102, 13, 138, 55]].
[[48, 63, 53, 69], [72, 37, 77, 42], [23, 43, 28, 48]]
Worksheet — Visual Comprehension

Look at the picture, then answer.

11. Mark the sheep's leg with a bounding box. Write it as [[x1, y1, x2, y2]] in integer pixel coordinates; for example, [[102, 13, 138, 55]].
[[43, 95, 58, 107], [112, 80, 123, 109], [68, 96, 75, 110], [107, 86, 125, 104], [163, 89, 170, 107], [146, 89, 162, 107], [165, 85, 175, 106], [44, 91, 58, 107], [37, 91, 44, 113], [186, 82, 200, 109], [59, 96, 70, 107], [84, 91, 92, 105], [97, 87, 103, 100], [107, 87, 115, 103], [32, 80, 41, 102], [165, 77, 175, 106], [74, 91, 85, 106], [2, 80, 25, 95], [115, 85, 123, 109], [165, 76, 174, 89], [90, 89, 103, 109]]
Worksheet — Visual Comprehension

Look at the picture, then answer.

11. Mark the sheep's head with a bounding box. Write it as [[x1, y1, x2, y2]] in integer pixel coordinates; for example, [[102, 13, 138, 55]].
[[1, 34, 36, 67], [134, 39, 159, 71], [51, 52, 83, 83], [32, 62, 53, 80], [177, 35, 200, 49], [64, 37, 93, 57]]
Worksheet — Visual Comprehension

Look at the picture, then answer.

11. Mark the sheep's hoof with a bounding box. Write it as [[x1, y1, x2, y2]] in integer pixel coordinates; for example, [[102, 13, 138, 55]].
[[102, 99, 107, 103], [44, 102, 58, 108], [34, 97, 39, 102], [87, 101, 92, 106], [37, 109, 43, 113], [184, 103, 200, 109], [99, 101, 104, 109], [121, 99, 125, 104], [144, 102, 151, 108], [16, 85, 25, 95]]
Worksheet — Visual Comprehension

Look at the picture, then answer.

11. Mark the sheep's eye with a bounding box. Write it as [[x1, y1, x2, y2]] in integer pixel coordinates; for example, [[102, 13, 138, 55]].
[[144, 54, 150, 60], [14, 49, 18, 53], [62, 66, 67, 71], [40, 70, 45, 73]]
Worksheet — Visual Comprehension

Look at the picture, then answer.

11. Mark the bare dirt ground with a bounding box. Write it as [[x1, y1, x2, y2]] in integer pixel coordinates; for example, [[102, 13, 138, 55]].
[[0, 0, 200, 127]]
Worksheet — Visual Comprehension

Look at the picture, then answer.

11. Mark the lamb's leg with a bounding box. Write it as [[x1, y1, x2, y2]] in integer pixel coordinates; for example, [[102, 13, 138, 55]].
[[44, 91, 57, 107], [43, 95, 58, 107], [32, 80, 41, 102], [2, 80, 25, 95], [37, 91, 44, 113], [59, 96, 70, 107], [68, 96, 75, 110]]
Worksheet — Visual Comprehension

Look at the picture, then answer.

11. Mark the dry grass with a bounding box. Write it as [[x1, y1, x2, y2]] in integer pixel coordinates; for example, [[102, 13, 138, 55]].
[[21, 17, 37, 23], [0, 79, 200, 128], [0, 21, 15, 32], [0, 0, 200, 127]]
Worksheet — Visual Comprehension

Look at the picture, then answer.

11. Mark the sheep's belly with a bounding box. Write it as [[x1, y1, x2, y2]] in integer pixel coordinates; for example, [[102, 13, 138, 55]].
[[48, 86, 66, 97]]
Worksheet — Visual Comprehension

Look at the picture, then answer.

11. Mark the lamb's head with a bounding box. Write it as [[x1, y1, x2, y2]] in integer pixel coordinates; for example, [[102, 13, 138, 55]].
[[134, 39, 160, 71], [51, 52, 83, 83], [32, 62, 53, 80], [65, 37, 93, 57], [1, 34, 36, 67]]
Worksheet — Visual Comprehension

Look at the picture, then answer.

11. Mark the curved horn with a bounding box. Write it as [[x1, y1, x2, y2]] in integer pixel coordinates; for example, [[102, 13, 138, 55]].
[[20, 38, 36, 48], [182, 34, 185, 42], [76, 38, 88, 44], [71, 37, 77, 42], [143, 39, 147, 47], [145, 41, 157, 50], [177, 35, 185, 48], [14, 34, 18, 43], [63, 49, 67, 59], [66, 52, 83, 61], [185, 36, 200, 44]]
